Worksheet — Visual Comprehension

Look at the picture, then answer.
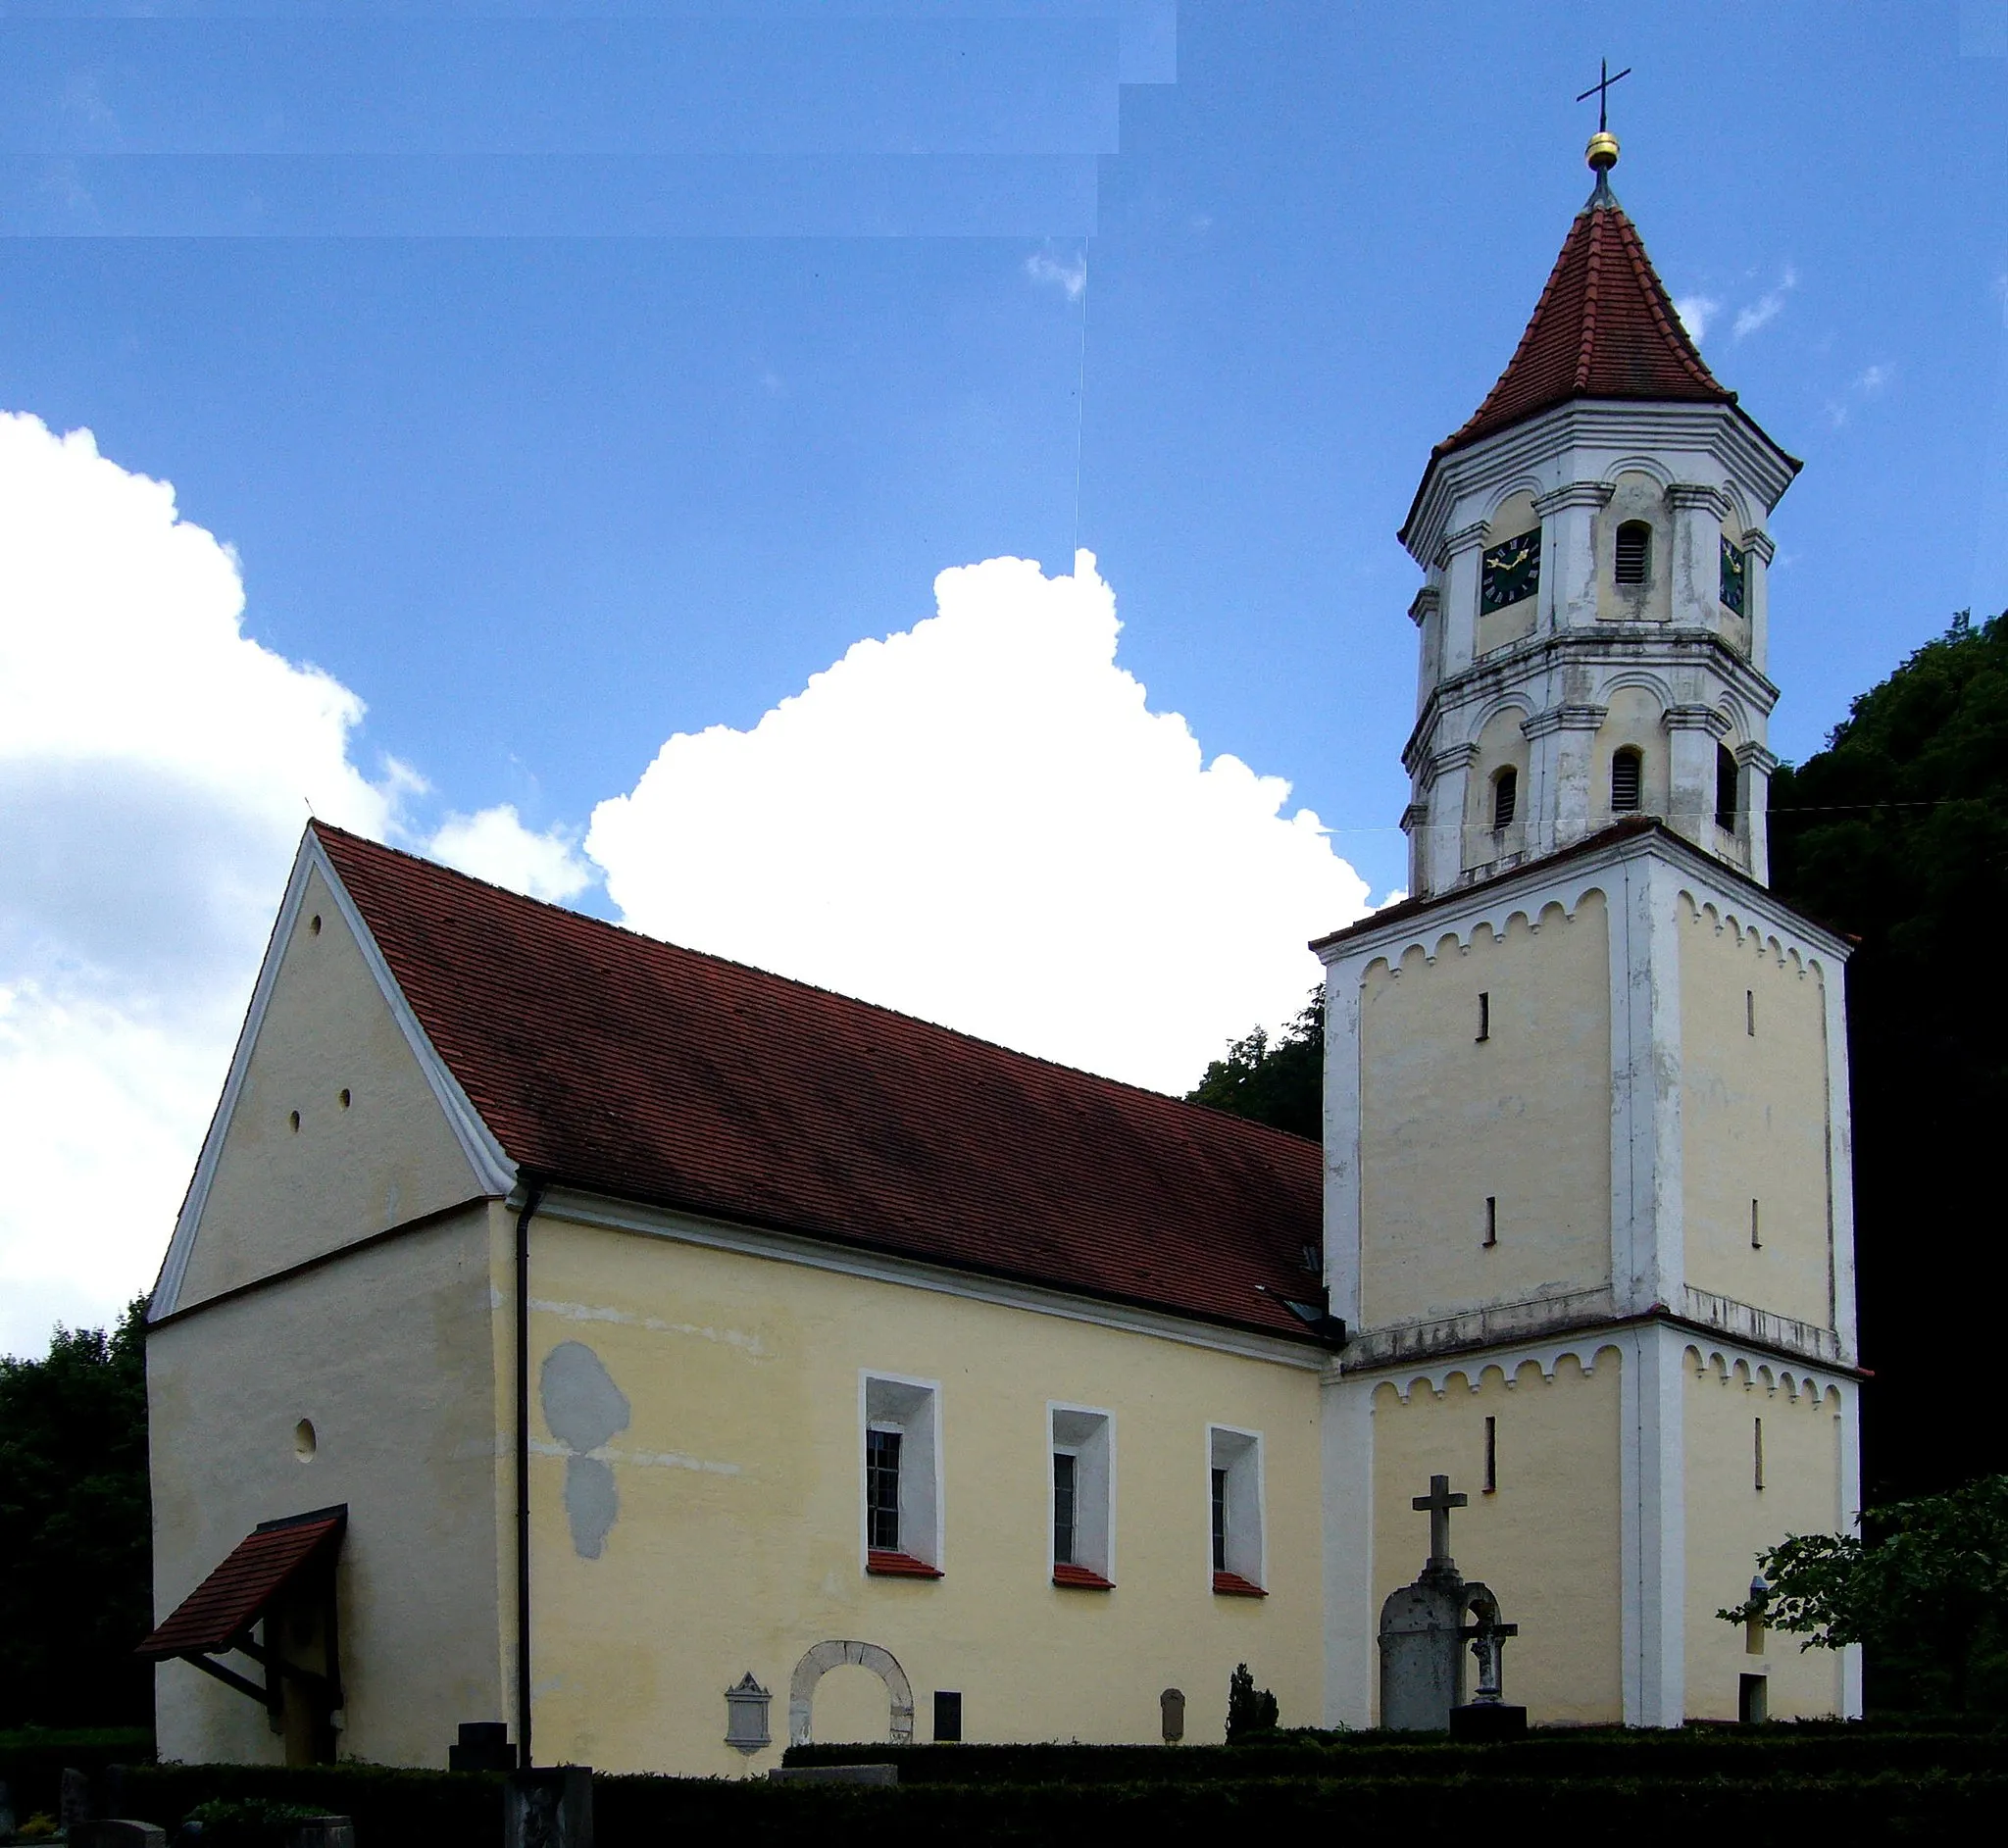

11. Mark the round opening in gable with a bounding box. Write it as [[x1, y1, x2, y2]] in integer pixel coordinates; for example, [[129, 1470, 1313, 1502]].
[[294, 1419, 318, 1462]]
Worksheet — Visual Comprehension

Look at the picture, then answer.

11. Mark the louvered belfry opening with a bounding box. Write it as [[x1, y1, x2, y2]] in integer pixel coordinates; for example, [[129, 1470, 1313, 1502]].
[[1614, 520, 1651, 584], [1611, 748, 1643, 813], [1492, 769, 1519, 831]]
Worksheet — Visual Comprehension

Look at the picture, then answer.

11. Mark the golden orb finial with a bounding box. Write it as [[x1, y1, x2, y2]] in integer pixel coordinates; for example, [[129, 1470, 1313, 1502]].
[[1586, 129, 1620, 174]]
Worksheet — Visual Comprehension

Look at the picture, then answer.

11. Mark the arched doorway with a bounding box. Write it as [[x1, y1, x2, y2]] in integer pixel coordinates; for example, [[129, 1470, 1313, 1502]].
[[787, 1639, 915, 1746]]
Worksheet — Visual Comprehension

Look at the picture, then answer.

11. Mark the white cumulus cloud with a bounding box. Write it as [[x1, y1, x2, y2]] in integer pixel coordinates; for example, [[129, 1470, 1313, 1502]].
[[429, 805, 595, 904], [0, 411, 399, 1355], [1674, 294, 1721, 344], [586, 552, 1370, 1093]]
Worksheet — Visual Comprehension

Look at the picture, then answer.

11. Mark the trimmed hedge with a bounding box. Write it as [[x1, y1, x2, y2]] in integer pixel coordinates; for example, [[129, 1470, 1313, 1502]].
[[786, 1723, 2008, 1783], [113, 1763, 2008, 1848]]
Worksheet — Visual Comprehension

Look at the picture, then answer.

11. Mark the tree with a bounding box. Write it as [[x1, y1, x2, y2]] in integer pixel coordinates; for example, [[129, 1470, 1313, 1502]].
[[1186, 988, 1324, 1139], [0, 1302, 155, 1727], [1768, 608, 2008, 1498], [1225, 1661, 1280, 1740], [1719, 1475, 2008, 1712]]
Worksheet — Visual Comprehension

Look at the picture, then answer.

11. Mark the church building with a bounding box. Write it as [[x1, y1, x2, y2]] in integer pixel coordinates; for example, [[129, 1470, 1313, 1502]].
[[142, 130, 1862, 1771]]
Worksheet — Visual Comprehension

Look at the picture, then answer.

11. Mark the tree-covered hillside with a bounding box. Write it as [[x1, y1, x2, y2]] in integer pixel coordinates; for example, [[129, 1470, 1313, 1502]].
[[1769, 609, 2008, 1499]]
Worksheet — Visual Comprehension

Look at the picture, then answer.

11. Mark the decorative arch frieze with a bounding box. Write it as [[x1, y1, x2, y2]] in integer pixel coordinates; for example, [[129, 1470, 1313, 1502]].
[[1374, 1340, 1625, 1405], [1682, 1343, 1846, 1409], [1358, 877, 1609, 979], [1677, 891, 1833, 982], [787, 1640, 916, 1748]]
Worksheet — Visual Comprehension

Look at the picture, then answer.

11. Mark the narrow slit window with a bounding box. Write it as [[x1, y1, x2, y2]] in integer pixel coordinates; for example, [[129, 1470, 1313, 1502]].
[[1746, 989, 1756, 1036], [1210, 1467, 1228, 1573], [1751, 1199, 1762, 1250], [1492, 768, 1518, 831], [1614, 520, 1651, 584], [1477, 991, 1490, 1042], [1052, 1451, 1078, 1567], [1483, 1196, 1498, 1249], [1716, 745, 1739, 833], [1482, 1416, 1498, 1494], [1610, 747, 1642, 813], [1753, 1417, 1765, 1492], [866, 1428, 902, 1551]]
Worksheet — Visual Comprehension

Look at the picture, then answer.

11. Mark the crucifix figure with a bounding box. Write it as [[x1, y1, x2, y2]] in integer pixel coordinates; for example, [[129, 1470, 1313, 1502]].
[[1575, 57, 1632, 133], [1412, 1473, 1467, 1573]]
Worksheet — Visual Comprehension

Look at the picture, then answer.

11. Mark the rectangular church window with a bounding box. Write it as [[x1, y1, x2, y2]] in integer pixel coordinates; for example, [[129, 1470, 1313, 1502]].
[[1209, 1427, 1266, 1595], [866, 1428, 902, 1551], [1481, 528, 1540, 613], [864, 1373, 942, 1575], [1721, 537, 1748, 614], [1483, 1416, 1498, 1494], [1051, 1407, 1114, 1587], [933, 1691, 963, 1742]]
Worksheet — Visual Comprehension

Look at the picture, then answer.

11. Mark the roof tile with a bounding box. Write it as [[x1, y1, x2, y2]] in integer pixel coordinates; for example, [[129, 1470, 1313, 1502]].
[[312, 826, 1324, 1344]]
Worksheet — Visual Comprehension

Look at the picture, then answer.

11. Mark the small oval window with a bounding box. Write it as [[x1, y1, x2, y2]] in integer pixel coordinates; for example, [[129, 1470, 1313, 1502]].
[[288, 1110, 301, 1133], [309, 914, 323, 936], [1615, 521, 1651, 585], [338, 1088, 352, 1109], [294, 1419, 318, 1463]]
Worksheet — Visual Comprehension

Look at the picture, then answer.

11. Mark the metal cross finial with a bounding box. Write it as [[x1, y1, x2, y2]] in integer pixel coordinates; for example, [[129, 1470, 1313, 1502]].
[[1412, 1473, 1468, 1566], [1576, 58, 1632, 133]]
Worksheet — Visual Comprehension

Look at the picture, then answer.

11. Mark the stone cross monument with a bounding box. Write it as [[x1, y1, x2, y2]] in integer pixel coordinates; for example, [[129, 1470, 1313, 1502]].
[[1378, 1474, 1523, 1732]]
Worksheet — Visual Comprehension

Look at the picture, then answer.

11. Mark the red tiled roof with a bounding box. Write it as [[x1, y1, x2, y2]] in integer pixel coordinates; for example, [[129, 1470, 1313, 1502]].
[[312, 825, 1325, 1345], [138, 1509, 345, 1657], [1438, 191, 1733, 458]]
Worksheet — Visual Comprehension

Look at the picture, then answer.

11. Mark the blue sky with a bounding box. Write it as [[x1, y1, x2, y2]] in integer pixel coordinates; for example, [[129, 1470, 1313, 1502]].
[[3, 2, 2005, 1349], [6, 3, 2001, 897]]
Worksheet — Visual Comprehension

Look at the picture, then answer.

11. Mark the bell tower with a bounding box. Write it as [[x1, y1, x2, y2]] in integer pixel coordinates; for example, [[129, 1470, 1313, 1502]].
[[1315, 126, 1861, 1734], [1396, 130, 1798, 902]]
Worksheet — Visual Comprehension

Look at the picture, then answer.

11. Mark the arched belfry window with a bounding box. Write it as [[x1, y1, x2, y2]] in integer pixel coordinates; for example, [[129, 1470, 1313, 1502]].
[[1491, 768, 1518, 832], [1611, 747, 1643, 814], [1615, 521, 1651, 585], [1716, 745, 1740, 833]]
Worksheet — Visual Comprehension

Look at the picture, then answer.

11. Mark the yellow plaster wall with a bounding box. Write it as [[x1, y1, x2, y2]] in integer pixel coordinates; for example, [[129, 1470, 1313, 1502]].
[[1359, 894, 1612, 1328], [518, 1213, 1325, 1776], [1678, 899, 1833, 1327], [1682, 1353, 1846, 1720], [176, 868, 482, 1308], [1368, 1351, 1624, 1723], [148, 1205, 508, 1768]]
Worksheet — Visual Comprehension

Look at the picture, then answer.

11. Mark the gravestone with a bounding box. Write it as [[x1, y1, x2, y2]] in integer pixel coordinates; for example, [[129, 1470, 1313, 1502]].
[[285, 1820, 355, 1848], [73, 1823, 167, 1848], [61, 1768, 94, 1835], [1379, 1473, 1524, 1732], [505, 1767, 592, 1848], [449, 1721, 518, 1772], [1378, 1475, 1471, 1729], [1159, 1687, 1185, 1744], [0, 1776, 15, 1841]]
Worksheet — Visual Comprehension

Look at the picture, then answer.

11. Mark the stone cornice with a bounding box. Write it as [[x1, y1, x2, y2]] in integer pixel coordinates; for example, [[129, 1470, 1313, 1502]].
[[1521, 703, 1608, 740], [1740, 529, 1778, 565], [1662, 704, 1732, 736], [1533, 480, 1613, 516], [1408, 584, 1441, 625], [1434, 521, 1488, 568], [1667, 482, 1732, 516], [1732, 741, 1782, 773]]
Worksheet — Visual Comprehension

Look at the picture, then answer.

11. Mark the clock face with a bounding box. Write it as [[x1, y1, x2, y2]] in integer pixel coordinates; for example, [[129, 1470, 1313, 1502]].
[[1481, 528, 1540, 613], [1720, 537, 1748, 614]]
